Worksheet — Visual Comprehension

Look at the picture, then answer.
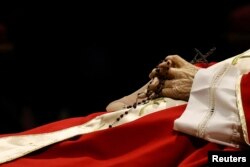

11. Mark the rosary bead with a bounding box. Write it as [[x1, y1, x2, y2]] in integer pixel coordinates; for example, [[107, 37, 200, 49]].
[[133, 103, 137, 108], [127, 105, 132, 108]]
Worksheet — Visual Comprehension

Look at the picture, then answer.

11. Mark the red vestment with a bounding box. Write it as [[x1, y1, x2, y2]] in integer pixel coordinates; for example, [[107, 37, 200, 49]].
[[0, 73, 249, 167]]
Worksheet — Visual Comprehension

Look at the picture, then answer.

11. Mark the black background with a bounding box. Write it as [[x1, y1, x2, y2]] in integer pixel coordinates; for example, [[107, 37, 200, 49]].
[[0, 1, 250, 133]]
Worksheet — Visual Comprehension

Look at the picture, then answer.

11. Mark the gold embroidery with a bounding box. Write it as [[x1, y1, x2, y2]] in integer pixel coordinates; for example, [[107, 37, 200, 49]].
[[197, 64, 230, 138], [232, 53, 250, 145], [232, 54, 250, 65], [236, 75, 250, 145], [139, 98, 166, 116]]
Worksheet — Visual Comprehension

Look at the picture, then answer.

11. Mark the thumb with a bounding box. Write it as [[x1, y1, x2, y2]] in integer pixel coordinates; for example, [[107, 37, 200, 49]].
[[166, 55, 188, 68]]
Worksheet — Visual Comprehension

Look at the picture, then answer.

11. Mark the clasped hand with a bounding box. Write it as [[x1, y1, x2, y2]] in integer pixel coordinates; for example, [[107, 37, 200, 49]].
[[106, 55, 200, 112], [145, 55, 199, 101]]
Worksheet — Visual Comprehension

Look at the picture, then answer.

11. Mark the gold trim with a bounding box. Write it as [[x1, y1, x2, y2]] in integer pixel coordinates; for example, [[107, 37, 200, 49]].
[[232, 54, 250, 65], [236, 74, 250, 145], [197, 64, 229, 138], [139, 98, 165, 116]]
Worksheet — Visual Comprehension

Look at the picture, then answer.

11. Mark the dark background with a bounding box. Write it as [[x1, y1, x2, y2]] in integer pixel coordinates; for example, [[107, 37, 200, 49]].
[[1, 1, 250, 133]]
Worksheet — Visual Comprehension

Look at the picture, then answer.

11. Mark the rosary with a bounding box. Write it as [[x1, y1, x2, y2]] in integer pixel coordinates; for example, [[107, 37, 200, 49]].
[[108, 47, 216, 128]]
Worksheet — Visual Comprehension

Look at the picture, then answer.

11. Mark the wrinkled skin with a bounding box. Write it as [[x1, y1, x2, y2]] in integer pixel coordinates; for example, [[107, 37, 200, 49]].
[[147, 55, 199, 101], [106, 55, 199, 112]]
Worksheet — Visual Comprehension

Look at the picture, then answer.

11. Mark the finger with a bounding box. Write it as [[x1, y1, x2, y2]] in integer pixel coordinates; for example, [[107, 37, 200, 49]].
[[167, 68, 184, 79], [137, 90, 147, 98], [162, 79, 192, 100], [149, 59, 172, 79], [148, 92, 156, 99], [149, 67, 162, 79], [163, 79, 177, 88], [161, 88, 177, 99], [149, 64, 171, 79], [147, 77, 160, 91], [165, 55, 188, 68], [137, 92, 146, 98], [161, 87, 187, 100], [158, 59, 172, 68], [157, 60, 171, 76]]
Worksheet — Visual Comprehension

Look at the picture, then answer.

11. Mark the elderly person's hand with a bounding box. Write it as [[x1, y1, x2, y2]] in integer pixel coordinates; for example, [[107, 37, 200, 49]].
[[147, 55, 199, 101], [106, 55, 199, 112]]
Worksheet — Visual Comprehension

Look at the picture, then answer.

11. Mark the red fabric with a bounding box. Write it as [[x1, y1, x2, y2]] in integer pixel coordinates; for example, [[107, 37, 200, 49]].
[[195, 62, 217, 68], [241, 72, 250, 142], [0, 105, 239, 167]]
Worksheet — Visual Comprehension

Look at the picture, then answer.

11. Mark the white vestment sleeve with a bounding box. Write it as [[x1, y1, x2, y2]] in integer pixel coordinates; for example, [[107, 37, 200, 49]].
[[174, 49, 250, 148]]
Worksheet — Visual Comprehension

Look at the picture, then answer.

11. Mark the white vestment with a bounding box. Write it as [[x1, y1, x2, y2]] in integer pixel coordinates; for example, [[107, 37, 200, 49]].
[[0, 49, 249, 164], [174, 49, 250, 148]]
